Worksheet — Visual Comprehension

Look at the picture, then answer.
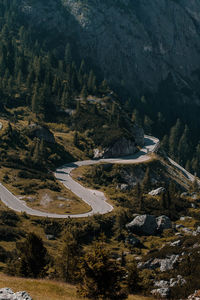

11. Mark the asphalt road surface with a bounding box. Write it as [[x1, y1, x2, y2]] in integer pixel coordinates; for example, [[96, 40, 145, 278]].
[[0, 135, 175, 219]]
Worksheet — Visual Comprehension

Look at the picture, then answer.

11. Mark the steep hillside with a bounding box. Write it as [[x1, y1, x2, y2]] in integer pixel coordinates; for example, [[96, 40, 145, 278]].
[[8, 0, 200, 173], [19, 0, 200, 94]]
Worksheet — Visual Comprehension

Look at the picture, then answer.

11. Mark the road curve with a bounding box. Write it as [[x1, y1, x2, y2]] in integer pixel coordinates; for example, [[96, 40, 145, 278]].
[[0, 135, 160, 218]]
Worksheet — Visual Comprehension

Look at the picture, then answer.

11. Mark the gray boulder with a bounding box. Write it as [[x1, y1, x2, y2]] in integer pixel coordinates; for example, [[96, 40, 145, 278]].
[[138, 258, 161, 270], [156, 215, 172, 232], [170, 240, 181, 247], [160, 255, 179, 272], [126, 214, 157, 235], [170, 275, 186, 287], [138, 255, 179, 272], [154, 280, 169, 288], [0, 288, 32, 300], [151, 288, 170, 298], [117, 184, 129, 191], [149, 187, 166, 196], [196, 226, 200, 234]]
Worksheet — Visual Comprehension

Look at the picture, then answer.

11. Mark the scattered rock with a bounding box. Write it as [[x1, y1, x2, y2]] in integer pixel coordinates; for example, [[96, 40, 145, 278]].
[[151, 288, 170, 298], [0, 288, 32, 300], [154, 280, 169, 288], [126, 214, 157, 235], [160, 255, 179, 272], [196, 226, 200, 234], [181, 227, 193, 235], [138, 254, 179, 272], [169, 275, 186, 287], [152, 275, 186, 299], [148, 187, 166, 196], [46, 234, 55, 240], [191, 203, 197, 209], [180, 216, 192, 221], [126, 214, 172, 236], [156, 215, 172, 232], [187, 290, 200, 300], [170, 240, 181, 247], [117, 184, 129, 191]]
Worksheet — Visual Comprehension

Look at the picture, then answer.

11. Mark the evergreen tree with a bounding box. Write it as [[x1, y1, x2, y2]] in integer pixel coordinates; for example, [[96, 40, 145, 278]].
[[126, 259, 139, 294], [169, 119, 182, 159], [78, 236, 127, 300], [142, 167, 151, 192], [6, 233, 48, 278], [58, 231, 82, 283], [178, 125, 190, 164]]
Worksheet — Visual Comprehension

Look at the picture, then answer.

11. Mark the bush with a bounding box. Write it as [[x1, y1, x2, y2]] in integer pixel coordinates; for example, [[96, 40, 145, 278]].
[[0, 210, 20, 227], [0, 226, 24, 241]]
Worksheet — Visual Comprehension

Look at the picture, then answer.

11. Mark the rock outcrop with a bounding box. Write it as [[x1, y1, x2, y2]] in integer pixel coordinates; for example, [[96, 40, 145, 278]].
[[151, 287, 170, 299], [126, 214, 172, 235], [0, 288, 32, 300], [19, 0, 200, 99], [126, 214, 157, 235], [152, 276, 186, 299], [94, 137, 138, 159], [93, 124, 144, 158], [138, 254, 179, 272], [156, 215, 172, 233], [149, 187, 166, 196], [26, 124, 55, 143]]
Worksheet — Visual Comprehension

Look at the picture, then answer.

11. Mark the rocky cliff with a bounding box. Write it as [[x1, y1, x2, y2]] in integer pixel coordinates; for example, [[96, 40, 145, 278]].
[[20, 0, 200, 95]]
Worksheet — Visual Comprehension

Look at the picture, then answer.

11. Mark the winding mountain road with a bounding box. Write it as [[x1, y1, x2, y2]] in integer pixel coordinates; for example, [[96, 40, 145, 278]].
[[0, 135, 159, 218], [3, 135, 197, 219]]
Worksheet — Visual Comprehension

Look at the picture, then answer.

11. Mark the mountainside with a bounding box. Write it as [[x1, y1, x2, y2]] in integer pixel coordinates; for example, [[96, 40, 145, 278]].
[[20, 0, 200, 95]]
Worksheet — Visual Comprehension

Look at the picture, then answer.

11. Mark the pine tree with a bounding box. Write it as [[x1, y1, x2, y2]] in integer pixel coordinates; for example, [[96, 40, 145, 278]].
[[169, 119, 182, 159], [81, 85, 87, 101], [142, 167, 151, 192], [178, 125, 190, 164], [32, 139, 40, 164], [57, 231, 82, 283], [6, 233, 48, 278], [73, 131, 79, 147], [64, 43, 72, 65], [126, 259, 139, 294], [78, 236, 127, 300]]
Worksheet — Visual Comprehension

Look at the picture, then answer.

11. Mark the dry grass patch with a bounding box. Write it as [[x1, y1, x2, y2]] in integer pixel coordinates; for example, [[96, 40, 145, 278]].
[[0, 167, 91, 215], [0, 273, 153, 300]]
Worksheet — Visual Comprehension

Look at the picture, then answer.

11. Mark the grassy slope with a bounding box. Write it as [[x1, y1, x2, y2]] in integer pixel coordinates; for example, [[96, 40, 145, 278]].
[[0, 117, 91, 215], [0, 274, 153, 300]]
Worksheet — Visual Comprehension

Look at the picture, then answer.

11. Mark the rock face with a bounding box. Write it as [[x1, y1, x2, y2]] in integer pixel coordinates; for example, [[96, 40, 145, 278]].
[[27, 124, 55, 143], [93, 124, 144, 158], [126, 214, 172, 235], [151, 287, 170, 299], [94, 137, 138, 158], [160, 255, 179, 272], [138, 254, 179, 272], [126, 214, 157, 235], [0, 288, 32, 300], [156, 215, 172, 232], [19, 0, 200, 97], [152, 275, 186, 299], [149, 187, 166, 196]]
